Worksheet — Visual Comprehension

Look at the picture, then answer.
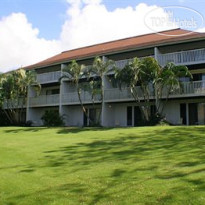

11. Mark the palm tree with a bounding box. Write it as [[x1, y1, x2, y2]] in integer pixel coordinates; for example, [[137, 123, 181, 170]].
[[88, 56, 114, 125], [0, 69, 40, 125], [115, 57, 192, 124], [156, 62, 192, 114], [17, 69, 41, 123], [60, 60, 91, 124], [115, 57, 159, 122]]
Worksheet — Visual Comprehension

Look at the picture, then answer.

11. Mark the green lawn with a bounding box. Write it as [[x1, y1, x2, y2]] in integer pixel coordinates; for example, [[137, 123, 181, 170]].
[[0, 126, 205, 205]]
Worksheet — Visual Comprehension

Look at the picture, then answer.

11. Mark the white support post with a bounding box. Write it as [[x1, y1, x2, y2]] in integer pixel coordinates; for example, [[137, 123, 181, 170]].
[[26, 86, 31, 122], [154, 47, 161, 63]]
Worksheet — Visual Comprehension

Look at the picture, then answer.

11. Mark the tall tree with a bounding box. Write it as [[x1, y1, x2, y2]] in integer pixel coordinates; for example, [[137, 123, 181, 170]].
[[115, 57, 157, 122], [155, 62, 192, 114], [0, 69, 40, 125], [60, 60, 91, 123], [115, 57, 191, 124], [88, 56, 114, 125]]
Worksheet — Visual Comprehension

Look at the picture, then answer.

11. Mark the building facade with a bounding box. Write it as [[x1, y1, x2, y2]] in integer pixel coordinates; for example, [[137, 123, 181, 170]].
[[5, 29, 205, 126]]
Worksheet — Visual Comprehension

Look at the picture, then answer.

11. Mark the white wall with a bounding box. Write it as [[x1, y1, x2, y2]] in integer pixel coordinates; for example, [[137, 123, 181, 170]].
[[163, 102, 180, 125], [66, 106, 83, 126], [112, 104, 127, 127], [40, 86, 60, 95], [102, 103, 115, 126], [27, 107, 59, 126]]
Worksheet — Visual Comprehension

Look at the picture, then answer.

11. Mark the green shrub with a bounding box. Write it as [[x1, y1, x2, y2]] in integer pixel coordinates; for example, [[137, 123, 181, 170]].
[[0, 109, 10, 126], [41, 110, 64, 127]]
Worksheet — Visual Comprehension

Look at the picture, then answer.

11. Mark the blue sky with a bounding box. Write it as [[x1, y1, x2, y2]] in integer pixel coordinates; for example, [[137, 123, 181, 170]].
[[1, 0, 204, 39], [0, 0, 67, 39], [0, 0, 205, 71]]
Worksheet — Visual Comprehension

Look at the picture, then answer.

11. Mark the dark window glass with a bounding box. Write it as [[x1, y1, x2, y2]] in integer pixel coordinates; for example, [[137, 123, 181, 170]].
[[189, 103, 198, 125], [127, 106, 132, 126], [83, 109, 88, 127], [180, 103, 187, 125], [134, 106, 142, 126]]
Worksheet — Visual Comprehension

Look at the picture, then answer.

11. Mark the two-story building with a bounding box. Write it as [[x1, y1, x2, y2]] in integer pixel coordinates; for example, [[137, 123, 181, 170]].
[[7, 28, 205, 126]]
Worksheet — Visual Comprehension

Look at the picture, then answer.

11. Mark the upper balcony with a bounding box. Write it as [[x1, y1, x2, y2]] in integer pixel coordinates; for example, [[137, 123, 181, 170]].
[[29, 94, 60, 107], [114, 56, 155, 70], [104, 80, 205, 102], [36, 71, 61, 84], [62, 91, 101, 105], [158, 48, 205, 67], [29, 92, 101, 107]]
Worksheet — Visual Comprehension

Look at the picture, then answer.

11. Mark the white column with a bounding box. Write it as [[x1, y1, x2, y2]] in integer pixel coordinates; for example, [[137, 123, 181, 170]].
[[26, 85, 37, 122], [154, 47, 162, 65], [26, 86, 31, 122]]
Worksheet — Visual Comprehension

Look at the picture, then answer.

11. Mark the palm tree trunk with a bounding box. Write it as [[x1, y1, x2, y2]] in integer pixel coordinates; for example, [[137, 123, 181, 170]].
[[130, 86, 149, 122], [76, 83, 93, 125], [97, 76, 104, 125]]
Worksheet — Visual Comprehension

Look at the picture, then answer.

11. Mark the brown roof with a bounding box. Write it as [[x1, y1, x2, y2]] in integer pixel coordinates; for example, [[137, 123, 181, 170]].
[[25, 29, 205, 70]]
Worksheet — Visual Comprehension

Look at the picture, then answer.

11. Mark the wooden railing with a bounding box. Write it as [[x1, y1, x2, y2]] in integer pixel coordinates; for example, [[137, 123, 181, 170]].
[[36, 71, 61, 84], [104, 80, 205, 101], [158, 48, 205, 67], [29, 94, 60, 107], [62, 91, 101, 105], [115, 59, 132, 69], [114, 56, 155, 69], [4, 81, 205, 108]]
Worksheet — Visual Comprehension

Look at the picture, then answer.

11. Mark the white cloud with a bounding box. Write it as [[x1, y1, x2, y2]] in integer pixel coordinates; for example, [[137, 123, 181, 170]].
[[60, 1, 176, 50], [0, 1, 178, 72], [0, 13, 61, 72], [197, 27, 205, 33]]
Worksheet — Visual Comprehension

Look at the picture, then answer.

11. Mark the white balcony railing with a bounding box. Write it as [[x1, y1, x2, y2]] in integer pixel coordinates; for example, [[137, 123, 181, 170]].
[[115, 59, 132, 69], [62, 91, 101, 105], [114, 56, 155, 69], [36, 71, 61, 84], [3, 81, 205, 108], [29, 94, 60, 107], [158, 48, 205, 67], [114, 48, 205, 68], [104, 80, 205, 102]]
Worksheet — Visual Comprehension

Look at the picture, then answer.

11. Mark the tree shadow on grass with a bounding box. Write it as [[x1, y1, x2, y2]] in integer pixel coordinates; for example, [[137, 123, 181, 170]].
[[4, 126, 205, 204], [3, 126, 116, 134], [7, 182, 87, 205], [3, 127, 47, 133], [19, 169, 35, 173], [43, 126, 205, 167], [56, 127, 115, 134]]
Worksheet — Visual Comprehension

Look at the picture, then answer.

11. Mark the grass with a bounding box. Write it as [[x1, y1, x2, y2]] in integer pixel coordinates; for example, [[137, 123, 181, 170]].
[[0, 126, 205, 204]]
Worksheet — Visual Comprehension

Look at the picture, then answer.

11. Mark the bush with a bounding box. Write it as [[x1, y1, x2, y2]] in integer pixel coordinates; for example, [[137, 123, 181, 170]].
[[0, 109, 10, 126], [25, 120, 33, 127], [41, 110, 64, 127], [135, 113, 170, 127]]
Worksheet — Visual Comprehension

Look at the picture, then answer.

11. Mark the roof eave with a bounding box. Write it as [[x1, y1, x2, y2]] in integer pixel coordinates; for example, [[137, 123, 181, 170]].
[[28, 35, 205, 70]]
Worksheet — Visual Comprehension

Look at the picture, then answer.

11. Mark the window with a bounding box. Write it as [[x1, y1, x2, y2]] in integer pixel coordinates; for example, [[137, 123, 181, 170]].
[[46, 89, 59, 95], [127, 106, 132, 126], [179, 77, 191, 82], [84, 108, 101, 126]]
